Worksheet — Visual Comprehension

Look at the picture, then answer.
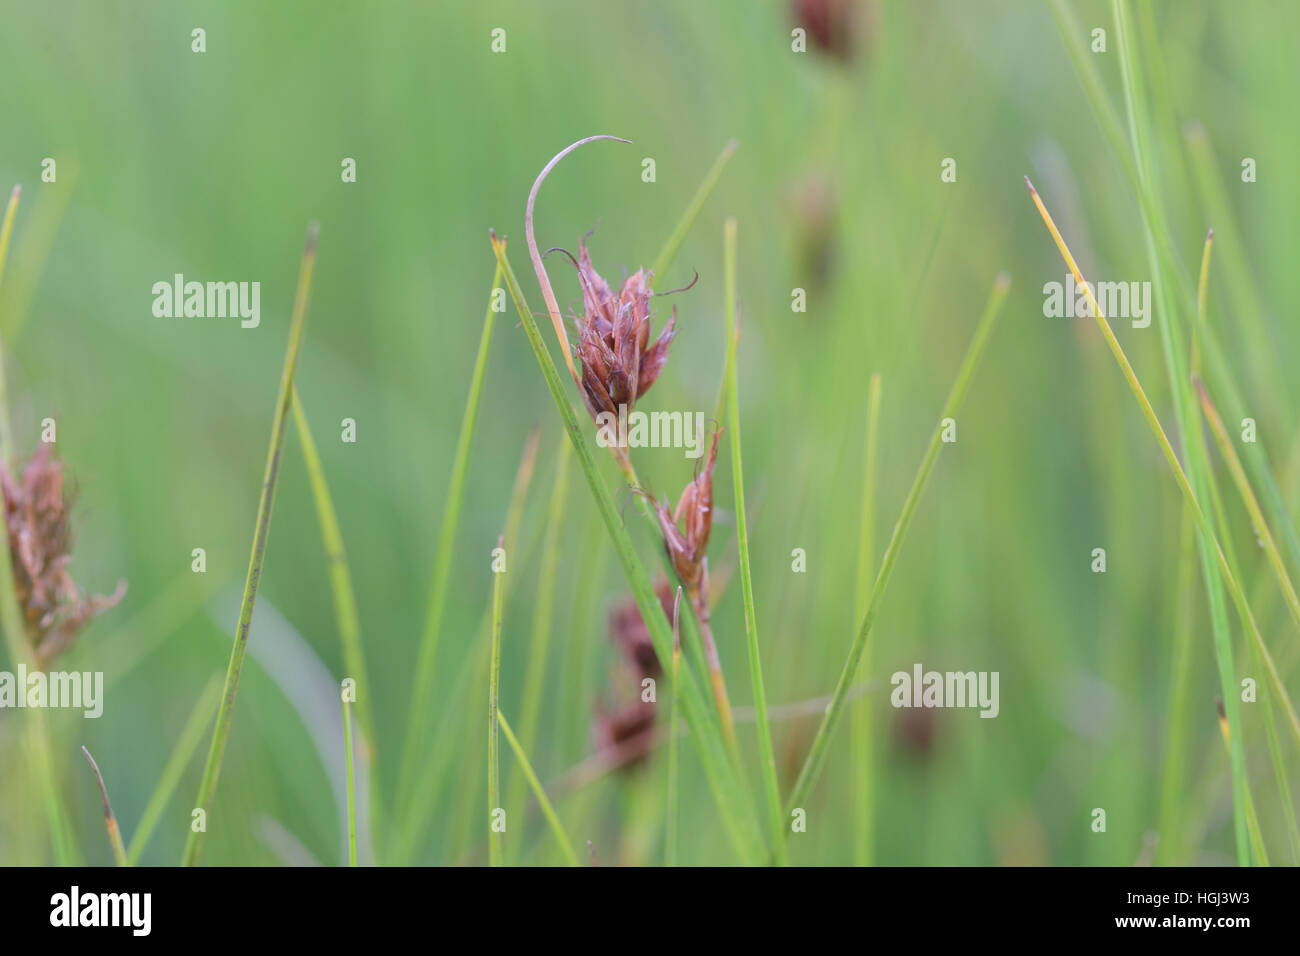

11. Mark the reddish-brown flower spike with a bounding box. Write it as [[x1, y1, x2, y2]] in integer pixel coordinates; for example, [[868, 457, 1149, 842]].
[[1, 445, 125, 666], [650, 429, 722, 593], [565, 237, 677, 423]]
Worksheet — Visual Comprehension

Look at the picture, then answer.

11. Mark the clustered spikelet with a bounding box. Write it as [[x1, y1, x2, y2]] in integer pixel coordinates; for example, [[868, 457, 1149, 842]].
[[2, 445, 125, 667], [564, 239, 676, 427], [649, 429, 721, 597]]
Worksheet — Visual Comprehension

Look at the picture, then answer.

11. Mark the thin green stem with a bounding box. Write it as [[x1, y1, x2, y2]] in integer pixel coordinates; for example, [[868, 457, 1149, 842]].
[[497, 710, 580, 867], [487, 534, 505, 868], [504, 436, 570, 859], [342, 689, 357, 867], [851, 371, 882, 866], [723, 218, 784, 865], [652, 138, 739, 282], [665, 586, 682, 866], [292, 386, 382, 861], [182, 222, 319, 867], [397, 258, 504, 813], [784, 273, 1010, 823], [1197, 380, 1300, 643], [126, 675, 222, 865]]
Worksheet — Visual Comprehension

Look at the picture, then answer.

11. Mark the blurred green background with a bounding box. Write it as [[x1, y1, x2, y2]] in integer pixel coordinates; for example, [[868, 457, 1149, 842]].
[[1, 0, 1297, 865]]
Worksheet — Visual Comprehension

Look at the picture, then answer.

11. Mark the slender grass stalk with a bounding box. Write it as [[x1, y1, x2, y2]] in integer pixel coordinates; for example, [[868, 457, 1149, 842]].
[[341, 689, 357, 867], [504, 436, 570, 856], [1156, 504, 1197, 865], [125, 675, 221, 865], [784, 273, 1011, 823], [1197, 380, 1300, 641], [182, 222, 319, 867], [1026, 176, 1283, 861], [1214, 703, 1269, 866], [851, 372, 883, 866], [1053, 0, 1300, 587], [487, 533, 505, 868], [722, 218, 785, 865], [496, 710, 579, 867], [292, 387, 382, 861], [1197, 373, 1300, 857], [393, 429, 540, 862], [652, 138, 739, 281], [491, 230, 765, 864], [0, 184, 76, 865], [80, 746, 127, 867], [0, 185, 20, 463], [397, 257, 505, 813], [1183, 125, 1300, 574], [665, 586, 682, 867], [1200, 406, 1300, 863]]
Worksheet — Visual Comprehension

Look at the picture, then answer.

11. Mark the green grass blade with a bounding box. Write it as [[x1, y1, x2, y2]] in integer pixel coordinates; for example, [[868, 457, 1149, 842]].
[[784, 273, 1010, 822], [80, 746, 127, 867], [396, 258, 504, 812], [722, 218, 785, 865], [665, 586, 682, 866], [487, 534, 505, 868], [851, 371, 883, 866], [1028, 170, 1261, 860], [391, 430, 540, 862], [497, 710, 579, 867], [490, 231, 765, 864], [1197, 381, 1300, 642], [504, 436, 569, 860], [652, 138, 738, 282], [291, 386, 383, 860], [342, 689, 357, 866], [125, 674, 222, 865], [182, 221, 319, 867]]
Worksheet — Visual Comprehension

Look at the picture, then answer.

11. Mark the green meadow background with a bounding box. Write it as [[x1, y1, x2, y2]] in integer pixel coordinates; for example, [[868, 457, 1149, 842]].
[[1, 0, 1297, 865]]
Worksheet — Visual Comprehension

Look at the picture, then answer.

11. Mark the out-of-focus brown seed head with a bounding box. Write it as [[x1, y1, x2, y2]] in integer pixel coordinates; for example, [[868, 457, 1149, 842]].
[[566, 239, 677, 424], [608, 577, 676, 680], [592, 699, 657, 769], [650, 429, 721, 594], [1, 445, 125, 667], [792, 0, 873, 63], [892, 704, 939, 761]]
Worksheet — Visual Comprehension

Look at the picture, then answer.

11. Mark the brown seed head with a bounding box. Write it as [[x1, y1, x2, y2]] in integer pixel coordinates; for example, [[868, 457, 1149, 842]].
[[2, 445, 125, 666], [651, 429, 722, 594], [568, 238, 677, 423]]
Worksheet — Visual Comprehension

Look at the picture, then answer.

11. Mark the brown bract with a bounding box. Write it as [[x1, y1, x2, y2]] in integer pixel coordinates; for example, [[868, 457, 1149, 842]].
[[2, 445, 125, 667], [568, 240, 677, 424], [651, 429, 721, 594]]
